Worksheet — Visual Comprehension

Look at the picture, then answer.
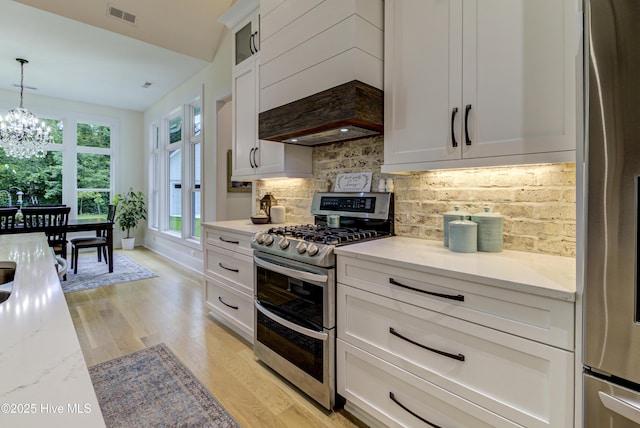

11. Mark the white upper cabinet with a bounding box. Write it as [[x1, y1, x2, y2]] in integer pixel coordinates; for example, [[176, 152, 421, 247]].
[[221, 0, 313, 180], [382, 0, 579, 173], [220, 0, 260, 70]]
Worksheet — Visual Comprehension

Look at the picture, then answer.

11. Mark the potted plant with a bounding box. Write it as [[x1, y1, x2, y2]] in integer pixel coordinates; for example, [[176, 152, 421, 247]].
[[112, 188, 147, 250]]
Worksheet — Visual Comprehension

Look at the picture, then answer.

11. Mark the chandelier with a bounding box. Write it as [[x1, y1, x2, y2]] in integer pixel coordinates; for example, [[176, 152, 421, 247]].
[[0, 58, 52, 159]]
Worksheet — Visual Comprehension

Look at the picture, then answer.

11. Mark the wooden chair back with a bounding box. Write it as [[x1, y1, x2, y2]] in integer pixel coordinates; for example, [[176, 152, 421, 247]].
[[21, 206, 71, 252], [0, 207, 19, 233]]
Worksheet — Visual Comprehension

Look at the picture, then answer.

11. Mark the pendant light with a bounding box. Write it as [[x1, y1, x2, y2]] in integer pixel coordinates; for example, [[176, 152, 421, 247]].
[[0, 58, 52, 158]]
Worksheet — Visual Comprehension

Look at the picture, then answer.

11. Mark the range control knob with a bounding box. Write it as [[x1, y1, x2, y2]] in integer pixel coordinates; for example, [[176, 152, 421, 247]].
[[307, 243, 319, 256], [296, 241, 307, 254], [253, 231, 265, 244], [263, 234, 274, 246], [279, 237, 290, 250]]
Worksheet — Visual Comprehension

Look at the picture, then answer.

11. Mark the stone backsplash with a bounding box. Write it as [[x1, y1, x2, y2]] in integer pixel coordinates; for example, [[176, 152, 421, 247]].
[[256, 136, 576, 257]]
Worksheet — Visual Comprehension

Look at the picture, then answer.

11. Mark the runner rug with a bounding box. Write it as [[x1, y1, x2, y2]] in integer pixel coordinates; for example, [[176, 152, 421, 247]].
[[88, 343, 240, 427], [61, 253, 157, 293]]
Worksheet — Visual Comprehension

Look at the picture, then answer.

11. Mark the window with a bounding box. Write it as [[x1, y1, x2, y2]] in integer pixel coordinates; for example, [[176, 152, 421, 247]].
[[149, 124, 160, 229], [77, 122, 111, 220], [191, 104, 201, 238], [149, 98, 202, 243], [0, 116, 115, 217]]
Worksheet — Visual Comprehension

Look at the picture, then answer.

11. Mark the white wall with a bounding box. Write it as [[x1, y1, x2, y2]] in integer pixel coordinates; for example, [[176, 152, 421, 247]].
[[0, 88, 145, 245], [143, 29, 251, 271]]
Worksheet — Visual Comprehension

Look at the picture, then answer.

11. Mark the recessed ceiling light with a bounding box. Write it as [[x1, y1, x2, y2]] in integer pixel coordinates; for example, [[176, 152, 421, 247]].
[[340, 128, 349, 132], [290, 138, 298, 142]]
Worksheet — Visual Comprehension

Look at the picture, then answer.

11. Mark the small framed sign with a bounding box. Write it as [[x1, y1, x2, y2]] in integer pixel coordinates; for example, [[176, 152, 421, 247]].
[[334, 172, 372, 192]]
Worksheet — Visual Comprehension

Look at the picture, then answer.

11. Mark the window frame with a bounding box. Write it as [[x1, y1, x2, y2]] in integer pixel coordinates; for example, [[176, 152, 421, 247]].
[[149, 96, 203, 245]]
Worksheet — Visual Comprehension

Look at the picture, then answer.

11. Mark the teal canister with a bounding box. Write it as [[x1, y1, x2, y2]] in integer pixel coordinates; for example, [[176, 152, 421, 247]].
[[443, 206, 469, 247], [448, 219, 478, 253], [471, 206, 504, 252]]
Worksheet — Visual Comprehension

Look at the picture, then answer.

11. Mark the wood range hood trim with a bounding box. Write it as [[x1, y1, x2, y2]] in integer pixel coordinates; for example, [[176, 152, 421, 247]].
[[258, 80, 383, 146]]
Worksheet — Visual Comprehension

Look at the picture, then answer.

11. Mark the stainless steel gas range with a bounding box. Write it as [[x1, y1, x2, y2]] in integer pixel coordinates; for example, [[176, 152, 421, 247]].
[[251, 192, 394, 410]]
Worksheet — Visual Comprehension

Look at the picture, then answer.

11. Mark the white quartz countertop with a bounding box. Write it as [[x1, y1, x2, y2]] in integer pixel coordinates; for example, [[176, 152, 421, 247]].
[[335, 237, 576, 301], [0, 233, 105, 428], [202, 219, 293, 236]]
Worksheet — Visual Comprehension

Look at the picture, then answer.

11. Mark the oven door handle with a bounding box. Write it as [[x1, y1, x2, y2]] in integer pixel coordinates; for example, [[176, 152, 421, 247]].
[[254, 256, 328, 284], [255, 301, 329, 341]]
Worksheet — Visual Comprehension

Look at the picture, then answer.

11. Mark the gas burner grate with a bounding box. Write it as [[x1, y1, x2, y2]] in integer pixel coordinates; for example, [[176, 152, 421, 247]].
[[267, 224, 382, 246]]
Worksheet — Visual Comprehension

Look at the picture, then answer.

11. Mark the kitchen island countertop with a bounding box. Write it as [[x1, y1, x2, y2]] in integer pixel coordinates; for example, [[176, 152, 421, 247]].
[[335, 236, 576, 301], [0, 233, 104, 428]]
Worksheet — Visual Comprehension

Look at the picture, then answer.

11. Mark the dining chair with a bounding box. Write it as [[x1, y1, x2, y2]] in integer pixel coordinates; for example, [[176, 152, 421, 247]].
[[70, 204, 116, 274], [0, 207, 19, 233], [21, 206, 71, 260]]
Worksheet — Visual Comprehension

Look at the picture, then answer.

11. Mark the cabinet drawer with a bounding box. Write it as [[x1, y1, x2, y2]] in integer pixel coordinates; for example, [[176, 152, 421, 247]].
[[203, 227, 253, 257], [204, 244, 253, 295], [337, 255, 574, 350], [205, 277, 254, 342], [337, 285, 573, 428], [337, 340, 522, 428]]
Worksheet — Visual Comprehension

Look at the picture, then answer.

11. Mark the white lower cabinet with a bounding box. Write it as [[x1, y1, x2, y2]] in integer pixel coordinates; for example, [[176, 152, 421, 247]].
[[205, 277, 254, 340], [203, 225, 254, 343], [337, 340, 522, 428], [336, 254, 575, 427]]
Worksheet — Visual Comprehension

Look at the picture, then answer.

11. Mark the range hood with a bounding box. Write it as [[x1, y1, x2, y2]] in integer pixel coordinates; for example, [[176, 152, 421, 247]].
[[258, 80, 383, 146]]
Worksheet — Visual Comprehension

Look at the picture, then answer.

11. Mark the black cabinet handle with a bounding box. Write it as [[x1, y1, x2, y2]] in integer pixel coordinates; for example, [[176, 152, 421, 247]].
[[251, 31, 259, 53], [218, 296, 239, 310], [252, 147, 259, 168], [389, 392, 441, 428], [464, 104, 472, 145], [219, 236, 239, 244], [249, 33, 255, 55], [390, 327, 465, 362], [249, 147, 255, 168], [218, 262, 239, 273], [389, 278, 464, 301], [451, 107, 459, 147]]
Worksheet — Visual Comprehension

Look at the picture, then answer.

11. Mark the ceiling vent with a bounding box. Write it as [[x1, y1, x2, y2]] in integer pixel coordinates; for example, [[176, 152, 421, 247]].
[[107, 4, 136, 25]]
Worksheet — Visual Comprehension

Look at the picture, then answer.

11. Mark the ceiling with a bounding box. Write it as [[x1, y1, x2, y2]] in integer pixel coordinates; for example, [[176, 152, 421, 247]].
[[0, 0, 234, 112]]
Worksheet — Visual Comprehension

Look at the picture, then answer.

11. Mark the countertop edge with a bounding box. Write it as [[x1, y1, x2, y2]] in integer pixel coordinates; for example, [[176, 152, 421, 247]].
[[335, 237, 576, 302]]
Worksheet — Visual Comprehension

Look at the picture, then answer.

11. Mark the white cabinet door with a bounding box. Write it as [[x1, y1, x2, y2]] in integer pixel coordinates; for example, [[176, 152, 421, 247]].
[[462, 0, 575, 159], [232, 59, 258, 179], [383, 0, 576, 172], [254, 139, 285, 175], [384, 0, 462, 166]]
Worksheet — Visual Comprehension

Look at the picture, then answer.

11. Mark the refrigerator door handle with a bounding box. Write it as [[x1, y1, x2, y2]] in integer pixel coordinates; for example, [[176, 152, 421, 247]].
[[599, 391, 640, 424]]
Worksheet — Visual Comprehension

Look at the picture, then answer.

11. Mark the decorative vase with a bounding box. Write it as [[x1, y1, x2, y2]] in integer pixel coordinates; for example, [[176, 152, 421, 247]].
[[121, 237, 135, 250]]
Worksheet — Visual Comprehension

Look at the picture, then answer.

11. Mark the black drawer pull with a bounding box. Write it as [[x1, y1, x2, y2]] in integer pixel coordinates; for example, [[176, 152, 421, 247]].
[[389, 278, 464, 301], [389, 392, 442, 428], [218, 262, 239, 273], [219, 236, 239, 244], [218, 296, 239, 310], [390, 327, 465, 362]]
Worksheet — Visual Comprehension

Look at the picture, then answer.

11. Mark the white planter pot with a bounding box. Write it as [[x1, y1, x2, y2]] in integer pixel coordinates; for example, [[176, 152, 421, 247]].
[[121, 237, 135, 250]]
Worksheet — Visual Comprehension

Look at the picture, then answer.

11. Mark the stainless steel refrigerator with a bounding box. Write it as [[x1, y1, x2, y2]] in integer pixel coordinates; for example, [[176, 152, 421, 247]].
[[584, 0, 640, 425]]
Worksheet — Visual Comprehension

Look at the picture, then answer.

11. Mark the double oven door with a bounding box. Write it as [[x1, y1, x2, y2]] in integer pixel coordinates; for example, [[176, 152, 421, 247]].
[[253, 251, 336, 410]]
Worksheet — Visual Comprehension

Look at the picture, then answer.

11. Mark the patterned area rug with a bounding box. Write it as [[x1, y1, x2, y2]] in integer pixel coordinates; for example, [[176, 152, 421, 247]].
[[89, 344, 240, 428], [62, 253, 157, 293]]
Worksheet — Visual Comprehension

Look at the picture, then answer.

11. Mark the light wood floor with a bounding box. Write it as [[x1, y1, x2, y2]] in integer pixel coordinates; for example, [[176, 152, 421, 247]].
[[65, 248, 366, 428]]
